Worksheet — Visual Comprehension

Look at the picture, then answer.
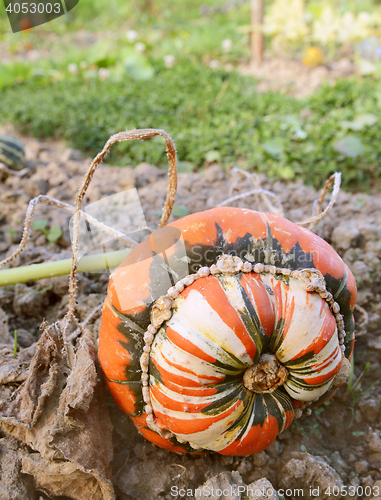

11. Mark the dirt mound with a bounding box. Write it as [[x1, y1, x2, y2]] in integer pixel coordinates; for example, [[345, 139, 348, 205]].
[[240, 57, 356, 97]]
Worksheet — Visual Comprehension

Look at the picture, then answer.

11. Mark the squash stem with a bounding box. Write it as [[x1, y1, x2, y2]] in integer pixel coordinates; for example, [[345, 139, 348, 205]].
[[0, 249, 131, 286]]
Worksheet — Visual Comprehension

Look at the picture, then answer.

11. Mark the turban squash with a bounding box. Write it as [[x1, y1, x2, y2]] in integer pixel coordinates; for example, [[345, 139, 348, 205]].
[[98, 207, 357, 455], [0, 134, 26, 171]]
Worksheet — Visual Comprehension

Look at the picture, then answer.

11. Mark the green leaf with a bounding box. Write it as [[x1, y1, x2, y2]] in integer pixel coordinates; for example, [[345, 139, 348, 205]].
[[334, 135, 365, 158], [340, 113, 378, 131], [172, 205, 190, 218], [205, 150, 221, 163], [279, 165, 295, 180], [352, 431, 365, 437], [281, 115, 300, 126], [355, 113, 378, 128], [300, 445, 307, 452], [88, 39, 119, 68], [32, 219, 49, 232], [375, 91, 381, 108], [262, 139, 284, 157], [125, 54, 154, 81], [314, 407, 325, 415], [0, 62, 33, 89], [30, 284, 53, 296], [355, 197, 366, 209], [293, 127, 308, 140], [47, 225, 63, 243]]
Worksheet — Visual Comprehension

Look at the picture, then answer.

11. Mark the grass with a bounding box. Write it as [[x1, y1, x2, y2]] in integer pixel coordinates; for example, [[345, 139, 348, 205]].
[[1, 59, 381, 190], [345, 355, 380, 428], [0, 0, 381, 190], [346, 356, 380, 407]]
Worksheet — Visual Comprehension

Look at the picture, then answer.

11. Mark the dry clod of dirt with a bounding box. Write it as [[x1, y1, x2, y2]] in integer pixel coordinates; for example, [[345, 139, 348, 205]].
[[252, 451, 269, 467], [134, 162, 163, 187], [247, 478, 285, 500], [61, 148, 83, 163], [329, 451, 352, 483], [359, 398, 381, 423], [0, 342, 36, 385], [355, 459, 370, 475], [194, 471, 246, 500], [0, 435, 36, 500], [13, 283, 51, 318], [16, 328, 37, 348], [204, 165, 226, 183], [115, 451, 176, 499], [369, 430, 381, 454], [194, 471, 283, 500], [265, 440, 283, 458], [331, 223, 361, 251], [38, 275, 71, 298], [279, 452, 343, 500]]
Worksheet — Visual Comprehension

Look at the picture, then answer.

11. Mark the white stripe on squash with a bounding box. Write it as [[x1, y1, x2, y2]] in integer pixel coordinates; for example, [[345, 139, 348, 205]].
[[170, 290, 252, 366], [154, 328, 240, 378], [151, 341, 223, 386]]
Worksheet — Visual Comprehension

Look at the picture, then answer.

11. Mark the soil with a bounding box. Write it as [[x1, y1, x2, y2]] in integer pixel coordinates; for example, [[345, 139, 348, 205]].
[[0, 126, 381, 500], [239, 57, 357, 97]]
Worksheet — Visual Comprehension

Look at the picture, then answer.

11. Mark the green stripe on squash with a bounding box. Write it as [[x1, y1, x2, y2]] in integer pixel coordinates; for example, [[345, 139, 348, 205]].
[[0, 135, 26, 170]]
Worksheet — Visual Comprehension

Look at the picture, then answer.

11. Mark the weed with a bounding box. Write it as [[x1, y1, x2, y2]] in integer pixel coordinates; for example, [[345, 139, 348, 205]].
[[29, 285, 53, 296], [32, 219, 63, 244], [314, 407, 325, 415], [352, 430, 365, 437], [346, 355, 380, 426]]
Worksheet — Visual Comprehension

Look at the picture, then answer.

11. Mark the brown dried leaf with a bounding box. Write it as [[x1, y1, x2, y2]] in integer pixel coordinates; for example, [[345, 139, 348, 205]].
[[0, 321, 69, 430], [50, 330, 114, 476], [0, 319, 115, 500], [21, 453, 114, 500], [0, 343, 36, 385]]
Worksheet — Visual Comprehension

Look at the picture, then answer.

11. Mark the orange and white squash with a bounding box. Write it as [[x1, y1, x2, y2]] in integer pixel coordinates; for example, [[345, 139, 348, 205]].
[[98, 207, 357, 455]]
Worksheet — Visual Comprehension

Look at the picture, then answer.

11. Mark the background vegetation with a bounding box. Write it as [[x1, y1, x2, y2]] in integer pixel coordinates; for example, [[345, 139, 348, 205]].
[[0, 0, 381, 190]]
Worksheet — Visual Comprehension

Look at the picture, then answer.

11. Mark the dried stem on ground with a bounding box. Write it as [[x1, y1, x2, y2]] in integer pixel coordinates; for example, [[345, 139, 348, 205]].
[[218, 169, 340, 229], [67, 129, 178, 317], [297, 172, 341, 229]]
